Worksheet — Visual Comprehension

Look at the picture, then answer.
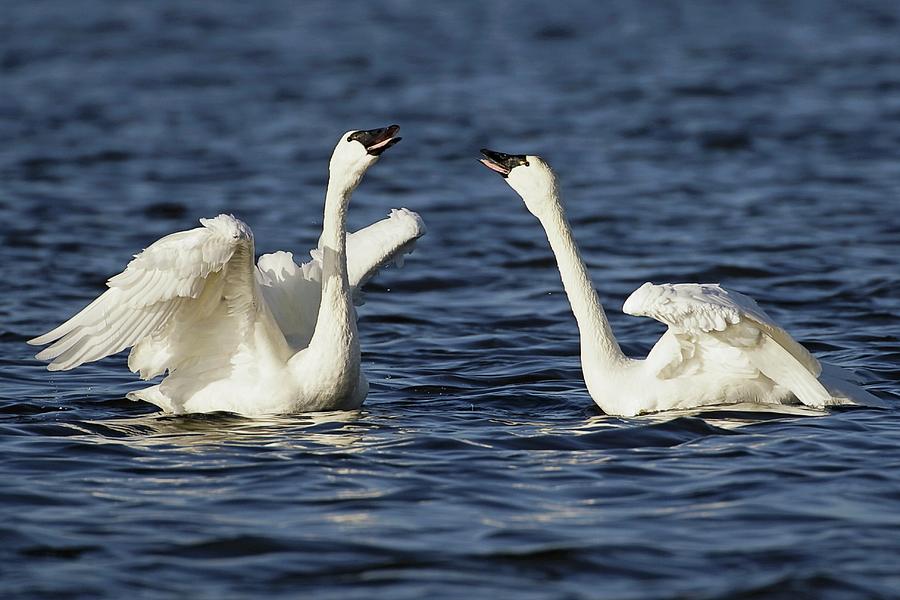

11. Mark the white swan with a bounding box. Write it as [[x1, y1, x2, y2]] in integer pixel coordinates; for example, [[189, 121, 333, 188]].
[[479, 149, 884, 416], [28, 126, 425, 416]]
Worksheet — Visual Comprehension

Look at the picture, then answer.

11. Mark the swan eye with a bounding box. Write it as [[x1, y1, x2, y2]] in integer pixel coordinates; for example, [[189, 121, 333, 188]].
[[524, 160, 530, 167], [346, 135, 354, 142]]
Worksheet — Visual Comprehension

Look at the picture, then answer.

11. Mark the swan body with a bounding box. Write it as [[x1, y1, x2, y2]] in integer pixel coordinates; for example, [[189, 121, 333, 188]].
[[30, 126, 424, 416], [480, 149, 883, 417]]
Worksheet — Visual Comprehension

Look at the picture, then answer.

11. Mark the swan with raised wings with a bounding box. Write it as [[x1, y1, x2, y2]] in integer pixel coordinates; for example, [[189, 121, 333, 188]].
[[29, 126, 425, 415], [479, 149, 883, 416]]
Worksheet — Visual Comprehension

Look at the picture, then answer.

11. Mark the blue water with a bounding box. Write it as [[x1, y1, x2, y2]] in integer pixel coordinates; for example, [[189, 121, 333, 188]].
[[2, 1, 900, 598]]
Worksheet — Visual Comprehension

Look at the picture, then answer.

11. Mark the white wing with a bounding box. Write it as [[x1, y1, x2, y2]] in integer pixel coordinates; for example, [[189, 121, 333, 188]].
[[29, 215, 281, 379], [343, 208, 427, 294], [258, 208, 426, 349], [623, 282, 830, 408]]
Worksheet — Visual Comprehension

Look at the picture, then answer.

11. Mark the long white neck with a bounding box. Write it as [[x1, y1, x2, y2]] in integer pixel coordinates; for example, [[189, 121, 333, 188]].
[[534, 191, 626, 375], [303, 176, 358, 361]]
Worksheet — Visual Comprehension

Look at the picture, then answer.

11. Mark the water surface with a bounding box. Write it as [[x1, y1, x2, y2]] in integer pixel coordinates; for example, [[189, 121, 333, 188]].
[[2, 1, 899, 598]]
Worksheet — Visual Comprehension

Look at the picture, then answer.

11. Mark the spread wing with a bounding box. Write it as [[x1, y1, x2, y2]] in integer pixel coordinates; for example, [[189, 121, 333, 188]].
[[29, 215, 281, 379], [342, 208, 427, 294], [623, 282, 830, 408], [258, 208, 426, 349]]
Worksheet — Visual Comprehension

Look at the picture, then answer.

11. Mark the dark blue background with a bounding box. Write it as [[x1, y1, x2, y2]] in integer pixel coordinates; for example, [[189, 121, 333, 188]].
[[2, 1, 899, 598]]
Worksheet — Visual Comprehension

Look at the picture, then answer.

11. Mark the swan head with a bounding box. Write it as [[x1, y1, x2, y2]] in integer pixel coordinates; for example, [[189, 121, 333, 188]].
[[329, 125, 402, 189], [479, 149, 558, 216]]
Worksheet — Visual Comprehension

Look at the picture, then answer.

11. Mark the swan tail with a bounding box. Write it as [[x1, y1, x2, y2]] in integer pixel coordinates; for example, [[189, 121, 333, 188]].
[[127, 384, 179, 413], [818, 363, 891, 409]]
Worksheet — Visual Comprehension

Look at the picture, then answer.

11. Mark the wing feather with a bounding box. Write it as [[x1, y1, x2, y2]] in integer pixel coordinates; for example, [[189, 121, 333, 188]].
[[346, 208, 426, 294], [744, 335, 830, 408], [29, 289, 118, 346], [625, 282, 829, 407], [52, 306, 158, 371], [259, 208, 426, 349], [29, 214, 266, 375], [625, 282, 820, 373]]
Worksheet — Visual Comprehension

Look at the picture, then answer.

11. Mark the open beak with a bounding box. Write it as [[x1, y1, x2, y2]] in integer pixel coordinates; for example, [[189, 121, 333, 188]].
[[479, 148, 527, 178], [351, 125, 402, 156]]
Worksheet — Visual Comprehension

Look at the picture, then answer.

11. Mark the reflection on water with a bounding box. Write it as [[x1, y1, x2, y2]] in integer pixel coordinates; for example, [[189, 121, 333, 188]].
[[63, 410, 369, 450], [2, 0, 899, 598]]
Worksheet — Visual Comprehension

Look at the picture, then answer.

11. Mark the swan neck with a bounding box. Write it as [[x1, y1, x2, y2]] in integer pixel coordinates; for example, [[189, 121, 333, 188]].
[[537, 197, 625, 370], [303, 177, 358, 360], [319, 179, 351, 250]]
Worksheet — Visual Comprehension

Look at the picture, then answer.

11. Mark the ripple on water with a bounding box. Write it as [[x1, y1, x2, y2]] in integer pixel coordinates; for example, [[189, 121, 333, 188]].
[[2, 1, 900, 599]]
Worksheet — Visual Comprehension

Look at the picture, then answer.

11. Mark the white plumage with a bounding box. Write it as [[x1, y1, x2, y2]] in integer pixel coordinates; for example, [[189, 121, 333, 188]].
[[30, 126, 424, 415], [480, 149, 884, 416], [257, 207, 425, 349], [623, 282, 831, 409], [32, 214, 256, 375]]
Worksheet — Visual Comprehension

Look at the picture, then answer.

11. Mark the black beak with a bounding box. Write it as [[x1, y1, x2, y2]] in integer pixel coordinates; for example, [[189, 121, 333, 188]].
[[479, 148, 529, 178], [348, 125, 402, 156]]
